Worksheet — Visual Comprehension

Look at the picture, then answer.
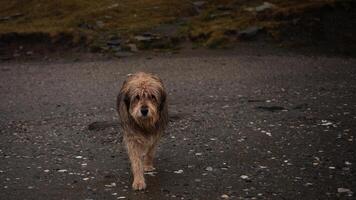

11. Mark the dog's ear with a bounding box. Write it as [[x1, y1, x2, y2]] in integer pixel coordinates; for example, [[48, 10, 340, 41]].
[[159, 90, 166, 111], [124, 93, 130, 108], [117, 84, 130, 112]]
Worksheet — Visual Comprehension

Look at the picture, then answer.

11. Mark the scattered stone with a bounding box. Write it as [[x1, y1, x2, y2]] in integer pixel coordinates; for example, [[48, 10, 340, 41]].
[[337, 188, 352, 193], [0, 13, 23, 21], [264, 131, 272, 137], [192, 1, 206, 8], [127, 43, 138, 52], [174, 169, 184, 174], [195, 152, 203, 156], [107, 3, 119, 9], [206, 166, 213, 171], [245, 2, 276, 12], [320, 120, 333, 126], [96, 20, 105, 28], [144, 171, 157, 176], [117, 197, 126, 199], [44, 169, 50, 173], [240, 175, 249, 180], [255, 2, 276, 12], [304, 182, 313, 186], [57, 169, 67, 173], [83, 178, 89, 181], [209, 11, 232, 19], [337, 188, 353, 196], [345, 161, 352, 165], [75, 156, 83, 159], [107, 39, 121, 46], [134, 35, 153, 42], [221, 194, 229, 199], [105, 182, 116, 187]]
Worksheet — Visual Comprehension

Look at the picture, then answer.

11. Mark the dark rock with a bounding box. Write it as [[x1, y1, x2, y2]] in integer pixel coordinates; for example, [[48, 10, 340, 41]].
[[107, 39, 121, 46], [192, 1, 206, 8], [256, 106, 286, 112], [114, 51, 134, 58], [217, 5, 233, 11], [238, 26, 263, 39], [244, 2, 276, 12], [0, 13, 23, 21], [209, 11, 232, 19]]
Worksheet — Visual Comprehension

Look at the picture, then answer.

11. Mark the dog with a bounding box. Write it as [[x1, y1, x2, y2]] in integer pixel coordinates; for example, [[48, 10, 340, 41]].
[[117, 72, 168, 190]]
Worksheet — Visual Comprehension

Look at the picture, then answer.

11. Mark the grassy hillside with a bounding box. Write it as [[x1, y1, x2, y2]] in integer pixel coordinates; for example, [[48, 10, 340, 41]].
[[0, 0, 355, 53]]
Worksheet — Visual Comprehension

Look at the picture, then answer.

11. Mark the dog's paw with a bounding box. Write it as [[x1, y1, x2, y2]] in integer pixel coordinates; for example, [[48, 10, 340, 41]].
[[132, 179, 146, 190], [144, 165, 156, 172]]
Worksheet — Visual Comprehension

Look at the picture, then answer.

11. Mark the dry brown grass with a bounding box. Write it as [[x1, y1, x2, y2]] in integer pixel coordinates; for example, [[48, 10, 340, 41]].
[[0, 0, 193, 43]]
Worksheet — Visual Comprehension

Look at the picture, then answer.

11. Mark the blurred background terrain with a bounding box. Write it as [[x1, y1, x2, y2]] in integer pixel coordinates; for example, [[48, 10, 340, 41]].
[[0, 0, 355, 60]]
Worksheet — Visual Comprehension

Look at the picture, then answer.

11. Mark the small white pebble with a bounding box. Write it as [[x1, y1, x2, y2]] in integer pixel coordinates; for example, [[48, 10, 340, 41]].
[[240, 175, 249, 180], [338, 188, 351, 193], [345, 161, 352, 165], [83, 178, 89, 181], [174, 169, 183, 174], [221, 194, 229, 199]]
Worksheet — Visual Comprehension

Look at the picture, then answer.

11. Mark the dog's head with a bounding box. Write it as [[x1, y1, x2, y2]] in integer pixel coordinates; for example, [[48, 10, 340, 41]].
[[120, 72, 166, 128]]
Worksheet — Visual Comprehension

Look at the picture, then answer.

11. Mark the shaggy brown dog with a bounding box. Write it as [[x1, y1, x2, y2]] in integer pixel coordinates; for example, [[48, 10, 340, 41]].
[[117, 72, 168, 190]]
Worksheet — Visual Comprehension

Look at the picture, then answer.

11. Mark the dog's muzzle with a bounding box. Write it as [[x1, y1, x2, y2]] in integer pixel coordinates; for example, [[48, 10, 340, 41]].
[[140, 106, 149, 117]]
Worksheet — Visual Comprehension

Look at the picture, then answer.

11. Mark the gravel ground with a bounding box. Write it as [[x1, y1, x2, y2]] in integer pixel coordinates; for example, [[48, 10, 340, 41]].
[[0, 49, 355, 200]]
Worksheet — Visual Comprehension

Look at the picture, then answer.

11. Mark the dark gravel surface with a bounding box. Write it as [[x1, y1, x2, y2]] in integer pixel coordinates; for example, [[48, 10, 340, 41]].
[[0, 50, 355, 200]]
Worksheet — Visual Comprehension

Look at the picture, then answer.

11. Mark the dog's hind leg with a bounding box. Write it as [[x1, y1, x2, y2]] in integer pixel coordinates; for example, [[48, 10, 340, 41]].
[[125, 138, 146, 190]]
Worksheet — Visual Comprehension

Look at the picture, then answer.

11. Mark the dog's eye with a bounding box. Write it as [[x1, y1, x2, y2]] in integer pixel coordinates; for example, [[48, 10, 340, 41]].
[[151, 95, 157, 101], [135, 95, 140, 100]]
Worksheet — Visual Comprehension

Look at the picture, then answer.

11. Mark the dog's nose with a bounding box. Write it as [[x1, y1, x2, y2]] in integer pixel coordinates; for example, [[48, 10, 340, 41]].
[[141, 107, 149, 116]]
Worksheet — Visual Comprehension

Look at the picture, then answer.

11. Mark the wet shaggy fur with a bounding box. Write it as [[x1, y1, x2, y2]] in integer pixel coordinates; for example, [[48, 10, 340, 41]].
[[117, 72, 168, 190]]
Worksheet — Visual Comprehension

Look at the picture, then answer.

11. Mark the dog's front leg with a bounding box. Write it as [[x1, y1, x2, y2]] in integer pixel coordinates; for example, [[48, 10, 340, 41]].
[[125, 138, 146, 190], [144, 140, 159, 172]]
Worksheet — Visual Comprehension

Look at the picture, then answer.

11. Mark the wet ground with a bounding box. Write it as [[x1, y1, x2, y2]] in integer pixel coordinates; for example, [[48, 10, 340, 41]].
[[0, 49, 355, 200]]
